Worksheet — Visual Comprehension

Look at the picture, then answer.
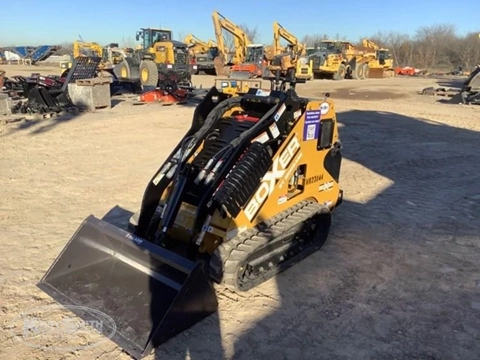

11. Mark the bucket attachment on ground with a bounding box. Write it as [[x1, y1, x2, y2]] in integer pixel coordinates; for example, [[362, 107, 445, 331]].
[[367, 68, 387, 78], [37, 215, 218, 359]]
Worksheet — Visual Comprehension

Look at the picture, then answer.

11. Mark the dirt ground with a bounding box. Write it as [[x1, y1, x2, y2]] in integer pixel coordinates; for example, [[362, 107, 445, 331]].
[[1, 63, 479, 360]]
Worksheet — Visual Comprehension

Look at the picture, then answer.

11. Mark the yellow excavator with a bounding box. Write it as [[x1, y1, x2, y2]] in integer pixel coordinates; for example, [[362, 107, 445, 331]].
[[183, 34, 219, 75], [272, 21, 313, 81], [212, 10, 249, 76], [212, 10, 274, 79], [38, 67, 343, 359], [361, 39, 395, 78]]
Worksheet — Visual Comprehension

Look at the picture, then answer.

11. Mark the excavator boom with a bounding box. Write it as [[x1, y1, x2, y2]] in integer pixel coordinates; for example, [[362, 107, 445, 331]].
[[212, 10, 251, 65]]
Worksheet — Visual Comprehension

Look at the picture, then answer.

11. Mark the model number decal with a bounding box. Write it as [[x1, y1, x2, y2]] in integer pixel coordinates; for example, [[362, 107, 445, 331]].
[[244, 135, 301, 222]]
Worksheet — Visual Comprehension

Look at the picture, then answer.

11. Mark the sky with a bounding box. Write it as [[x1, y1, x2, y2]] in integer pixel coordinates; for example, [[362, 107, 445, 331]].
[[0, 0, 478, 47]]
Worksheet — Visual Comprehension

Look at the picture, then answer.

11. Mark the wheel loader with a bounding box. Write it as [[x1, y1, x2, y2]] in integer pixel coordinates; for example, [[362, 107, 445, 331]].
[[114, 28, 193, 87], [38, 68, 344, 359]]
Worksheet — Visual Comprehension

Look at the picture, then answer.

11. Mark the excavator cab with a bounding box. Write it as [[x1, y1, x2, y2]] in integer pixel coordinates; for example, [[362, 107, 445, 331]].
[[230, 44, 266, 79], [245, 45, 264, 63]]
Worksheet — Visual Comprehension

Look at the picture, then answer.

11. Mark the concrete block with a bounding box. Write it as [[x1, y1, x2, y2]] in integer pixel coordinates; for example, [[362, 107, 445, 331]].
[[67, 78, 111, 111], [0, 94, 12, 115]]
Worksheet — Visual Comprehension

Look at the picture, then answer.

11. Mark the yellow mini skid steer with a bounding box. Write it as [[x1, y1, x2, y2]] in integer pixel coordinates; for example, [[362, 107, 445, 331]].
[[38, 69, 344, 359]]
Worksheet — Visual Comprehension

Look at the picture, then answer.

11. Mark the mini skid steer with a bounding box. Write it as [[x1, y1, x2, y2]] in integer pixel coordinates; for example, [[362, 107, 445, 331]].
[[38, 69, 344, 359]]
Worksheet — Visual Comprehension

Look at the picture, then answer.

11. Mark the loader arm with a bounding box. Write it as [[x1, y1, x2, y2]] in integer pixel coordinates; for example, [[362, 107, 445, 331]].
[[73, 40, 103, 59], [183, 34, 211, 53], [212, 10, 251, 64]]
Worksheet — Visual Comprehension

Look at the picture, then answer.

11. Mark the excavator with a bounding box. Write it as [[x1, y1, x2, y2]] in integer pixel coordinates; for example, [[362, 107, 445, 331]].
[[272, 21, 313, 81], [183, 34, 219, 75], [212, 11, 270, 79], [114, 28, 193, 87], [361, 39, 395, 78], [37, 67, 344, 359]]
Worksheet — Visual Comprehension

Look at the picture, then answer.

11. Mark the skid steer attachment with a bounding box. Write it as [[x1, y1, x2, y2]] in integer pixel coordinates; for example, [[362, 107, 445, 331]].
[[38, 215, 218, 359], [38, 68, 343, 358]]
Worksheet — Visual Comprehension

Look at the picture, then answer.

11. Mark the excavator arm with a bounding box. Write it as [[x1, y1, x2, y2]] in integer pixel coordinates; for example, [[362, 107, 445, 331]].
[[362, 39, 379, 50], [273, 22, 306, 56], [212, 10, 251, 64], [73, 40, 103, 58]]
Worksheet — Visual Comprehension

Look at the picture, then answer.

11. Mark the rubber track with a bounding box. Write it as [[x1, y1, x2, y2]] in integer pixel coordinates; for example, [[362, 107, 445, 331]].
[[209, 200, 331, 291]]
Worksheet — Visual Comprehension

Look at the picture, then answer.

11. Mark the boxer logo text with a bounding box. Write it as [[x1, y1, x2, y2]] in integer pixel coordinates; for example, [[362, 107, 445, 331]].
[[244, 136, 301, 221]]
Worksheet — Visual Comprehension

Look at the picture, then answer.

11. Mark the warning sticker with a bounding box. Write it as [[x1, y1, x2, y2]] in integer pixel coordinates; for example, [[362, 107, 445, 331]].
[[252, 132, 269, 144], [274, 103, 286, 121], [256, 89, 270, 97], [269, 123, 280, 138], [303, 110, 321, 141]]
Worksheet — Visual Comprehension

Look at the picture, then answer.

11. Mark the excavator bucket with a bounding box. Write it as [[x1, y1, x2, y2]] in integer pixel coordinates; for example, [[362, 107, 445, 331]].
[[448, 66, 480, 105], [37, 215, 218, 359]]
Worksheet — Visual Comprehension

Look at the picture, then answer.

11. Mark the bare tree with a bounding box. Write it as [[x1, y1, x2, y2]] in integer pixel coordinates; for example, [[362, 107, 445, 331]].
[[177, 32, 187, 42], [223, 24, 260, 50], [55, 42, 74, 56], [301, 34, 329, 47], [414, 24, 457, 70], [120, 37, 137, 48], [456, 31, 480, 70]]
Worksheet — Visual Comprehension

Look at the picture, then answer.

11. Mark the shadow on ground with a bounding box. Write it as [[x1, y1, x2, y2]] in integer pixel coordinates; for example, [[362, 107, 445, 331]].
[[328, 89, 407, 101], [62, 109, 480, 360], [0, 110, 86, 136], [229, 110, 480, 360]]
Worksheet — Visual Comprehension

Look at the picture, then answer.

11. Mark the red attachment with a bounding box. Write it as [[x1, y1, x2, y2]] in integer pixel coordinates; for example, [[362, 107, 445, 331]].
[[234, 114, 259, 122], [137, 89, 188, 105]]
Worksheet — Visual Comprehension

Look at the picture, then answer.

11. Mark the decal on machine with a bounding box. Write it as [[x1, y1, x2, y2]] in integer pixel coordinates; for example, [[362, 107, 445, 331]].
[[320, 102, 330, 115], [303, 110, 321, 141], [274, 103, 286, 121], [125, 233, 143, 245], [226, 226, 247, 241], [244, 135, 301, 222], [293, 109, 302, 120], [256, 89, 270, 96], [278, 195, 288, 204], [305, 174, 324, 185], [319, 181, 334, 192], [269, 123, 280, 139], [252, 132, 270, 144]]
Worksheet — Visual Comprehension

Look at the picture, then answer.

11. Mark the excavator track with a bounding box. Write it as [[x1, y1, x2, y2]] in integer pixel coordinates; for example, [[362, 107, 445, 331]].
[[210, 200, 332, 291]]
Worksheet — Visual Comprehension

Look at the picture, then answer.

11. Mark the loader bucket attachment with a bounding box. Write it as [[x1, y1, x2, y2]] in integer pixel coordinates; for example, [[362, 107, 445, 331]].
[[367, 68, 385, 78], [37, 215, 218, 359]]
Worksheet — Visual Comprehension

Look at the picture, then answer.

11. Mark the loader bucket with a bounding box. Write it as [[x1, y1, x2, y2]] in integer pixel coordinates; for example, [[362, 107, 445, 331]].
[[367, 68, 385, 78], [37, 215, 218, 359]]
